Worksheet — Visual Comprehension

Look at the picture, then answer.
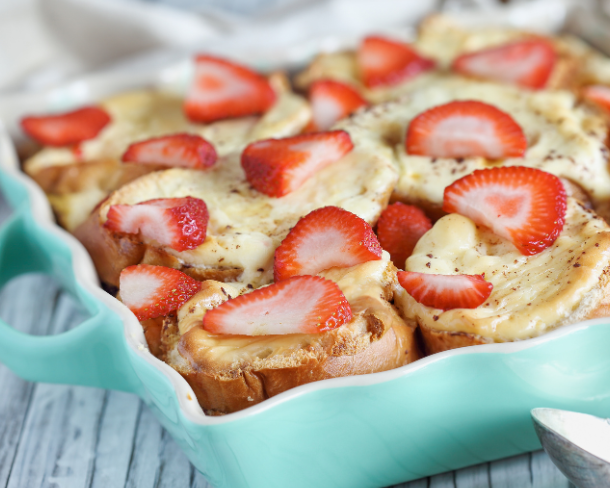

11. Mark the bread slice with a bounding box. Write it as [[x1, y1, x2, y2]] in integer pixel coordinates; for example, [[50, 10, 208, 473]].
[[157, 255, 421, 414], [415, 14, 581, 90], [295, 14, 585, 104], [294, 49, 443, 105], [334, 77, 610, 222], [393, 198, 610, 354], [76, 124, 398, 287], [24, 73, 311, 232]]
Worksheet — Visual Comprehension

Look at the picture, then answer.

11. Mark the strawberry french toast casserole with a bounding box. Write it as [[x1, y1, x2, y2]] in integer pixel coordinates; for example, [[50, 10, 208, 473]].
[[18, 15, 610, 414]]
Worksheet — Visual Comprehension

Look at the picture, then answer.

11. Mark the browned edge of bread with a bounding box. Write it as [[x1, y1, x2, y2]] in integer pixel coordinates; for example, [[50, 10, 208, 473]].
[[418, 265, 610, 355], [153, 271, 422, 415], [73, 175, 395, 288], [172, 315, 420, 415]]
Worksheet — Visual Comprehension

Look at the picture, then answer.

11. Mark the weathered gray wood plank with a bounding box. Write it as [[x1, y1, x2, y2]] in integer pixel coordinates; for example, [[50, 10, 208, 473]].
[[157, 429, 193, 488], [0, 272, 63, 487], [531, 450, 575, 488], [125, 404, 162, 488], [455, 464, 490, 488], [489, 453, 533, 488], [399, 478, 428, 488], [89, 390, 140, 488], [429, 471, 456, 488], [5, 292, 105, 488]]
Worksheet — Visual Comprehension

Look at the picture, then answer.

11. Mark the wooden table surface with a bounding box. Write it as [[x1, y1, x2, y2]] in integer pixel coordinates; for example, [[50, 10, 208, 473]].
[[0, 193, 577, 488]]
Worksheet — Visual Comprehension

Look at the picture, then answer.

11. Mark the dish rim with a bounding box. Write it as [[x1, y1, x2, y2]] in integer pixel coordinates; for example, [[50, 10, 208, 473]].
[[0, 49, 608, 427]]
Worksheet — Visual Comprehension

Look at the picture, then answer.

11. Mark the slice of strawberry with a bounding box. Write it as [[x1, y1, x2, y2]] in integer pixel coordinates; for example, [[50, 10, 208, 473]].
[[376, 203, 432, 270], [21, 106, 111, 147], [120, 264, 202, 320], [104, 196, 209, 252], [202, 275, 352, 335], [582, 85, 610, 112], [443, 166, 566, 255], [274, 206, 382, 281], [452, 39, 556, 89], [241, 130, 353, 197], [405, 100, 527, 159], [397, 271, 492, 311], [307, 80, 368, 132], [357, 36, 436, 88], [122, 133, 217, 169], [184, 55, 276, 124]]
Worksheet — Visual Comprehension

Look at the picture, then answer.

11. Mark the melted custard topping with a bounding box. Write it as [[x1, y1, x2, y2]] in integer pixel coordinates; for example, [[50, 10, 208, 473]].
[[24, 80, 310, 174], [336, 77, 610, 210], [99, 140, 397, 286], [175, 253, 396, 371], [394, 198, 610, 341]]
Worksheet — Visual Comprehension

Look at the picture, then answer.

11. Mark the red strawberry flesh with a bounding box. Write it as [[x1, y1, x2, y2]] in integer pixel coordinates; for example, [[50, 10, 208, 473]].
[[452, 39, 556, 89], [582, 85, 610, 112], [122, 133, 217, 169], [184, 55, 276, 123], [376, 203, 432, 270], [308, 80, 367, 131], [120, 264, 202, 320], [242, 130, 354, 197], [398, 271, 492, 311], [442, 166, 566, 255], [21, 106, 111, 147], [405, 100, 527, 159], [358, 36, 436, 88], [274, 206, 382, 281], [202, 275, 352, 335], [104, 196, 209, 252]]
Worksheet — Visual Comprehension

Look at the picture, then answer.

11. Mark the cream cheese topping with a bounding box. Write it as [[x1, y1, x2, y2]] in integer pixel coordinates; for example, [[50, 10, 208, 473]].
[[100, 139, 397, 287], [175, 253, 394, 370], [394, 198, 610, 341], [294, 50, 444, 104], [24, 79, 311, 175], [336, 77, 610, 212]]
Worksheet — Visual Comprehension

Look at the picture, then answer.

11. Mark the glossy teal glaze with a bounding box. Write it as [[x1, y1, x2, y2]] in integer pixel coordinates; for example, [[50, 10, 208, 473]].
[[2, 165, 610, 488], [165, 323, 610, 488], [0, 171, 140, 393]]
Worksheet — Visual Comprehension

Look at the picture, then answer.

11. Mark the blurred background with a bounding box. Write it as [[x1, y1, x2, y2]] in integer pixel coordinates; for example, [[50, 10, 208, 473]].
[[0, 0, 596, 95]]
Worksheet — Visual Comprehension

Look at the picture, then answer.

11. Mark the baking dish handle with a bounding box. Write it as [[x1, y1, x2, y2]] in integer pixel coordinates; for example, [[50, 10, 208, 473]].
[[0, 210, 141, 393]]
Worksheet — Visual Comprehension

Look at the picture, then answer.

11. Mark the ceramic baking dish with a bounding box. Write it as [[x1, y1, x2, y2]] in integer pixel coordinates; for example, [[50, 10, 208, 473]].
[[2, 39, 610, 488]]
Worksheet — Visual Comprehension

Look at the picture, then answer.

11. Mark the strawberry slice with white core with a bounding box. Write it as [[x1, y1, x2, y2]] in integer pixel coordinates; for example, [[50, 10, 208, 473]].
[[452, 39, 556, 89], [120, 264, 202, 321], [241, 130, 354, 197], [104, 197, 209, 252], [376, 203, 432, 270], [184, 55, 276, 123], [405, 100, 527, 159], [398, 271, 492, 311], [122, 133, 217, 169], [582, 85, 610, 112], [202, 275, 352, 335], [443, 167, 566, 255], [21, 106, 111, 147], [358, 36, 436, 88], [308, 80, 367, 131], [274, 206, 382, 281]]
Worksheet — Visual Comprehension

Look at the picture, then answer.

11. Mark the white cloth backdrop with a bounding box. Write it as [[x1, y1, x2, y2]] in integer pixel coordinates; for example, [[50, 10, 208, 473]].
[[0, 0, 584, 95]]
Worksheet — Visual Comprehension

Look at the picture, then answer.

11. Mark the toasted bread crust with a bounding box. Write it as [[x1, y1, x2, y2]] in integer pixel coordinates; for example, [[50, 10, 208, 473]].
[[73, 211, 145, 286], [418, 265, 610, 355], [418, 324, 490, 355], [170, 311, 420, 415], [77, 137, 397, 287], [155, 262, 422, 414]]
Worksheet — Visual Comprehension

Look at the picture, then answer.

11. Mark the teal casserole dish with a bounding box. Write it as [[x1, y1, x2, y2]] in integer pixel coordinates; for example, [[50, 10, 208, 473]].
[[2, 57, 610, 488]]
